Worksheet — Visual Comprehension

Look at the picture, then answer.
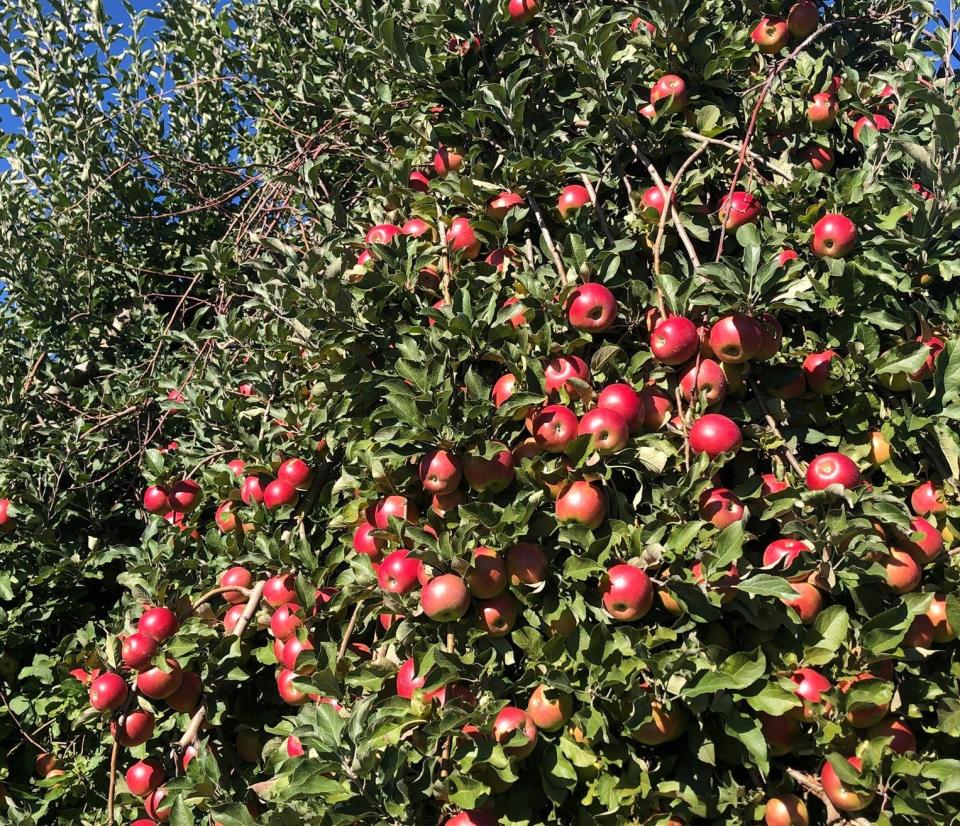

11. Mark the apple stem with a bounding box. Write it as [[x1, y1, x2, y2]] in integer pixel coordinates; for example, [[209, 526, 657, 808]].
[[190, 584, 251, 611], [579, 174, 616, 248], [746, 376, 805, 475], [230, 580, 265, 638], [526, 193, 568, 287]]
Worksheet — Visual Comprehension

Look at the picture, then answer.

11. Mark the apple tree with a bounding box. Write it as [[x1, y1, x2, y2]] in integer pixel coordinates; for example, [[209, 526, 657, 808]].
[[1, 0, 960, 824]]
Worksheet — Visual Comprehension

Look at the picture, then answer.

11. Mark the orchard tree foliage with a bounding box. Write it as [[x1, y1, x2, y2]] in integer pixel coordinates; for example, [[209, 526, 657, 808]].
[[3, 0, 960, 823]]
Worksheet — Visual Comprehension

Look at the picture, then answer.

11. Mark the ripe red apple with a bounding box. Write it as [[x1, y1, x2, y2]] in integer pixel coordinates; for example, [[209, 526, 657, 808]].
[[782, 582, 823, 624], [802, 350, 840, 395], [501, 296, 527, 327], [219, 565, 253, 604], [788, 0, 819, 37], [168, 479, 201, 513], [240, 475, 266, 505], [506, 542, 548, 585], [421, 574, 471, 621], [165, 670, 202, 712], [111, 709, 155, 747], [222, 603, 246, 634], [281, 636, 315, 674], [462, 445, 514, 493], [377, 549, 422, 594], [911, 480, 946, 515], [125, 758, 164, 798], [270, 603, 303, 640], [556, 481, 607, 529], [641, 387, 672, 430], [433, 146, 463, 176], [531, 404, 579, 453], [853, 113, 892, 142], [751, 16, 788, 53], [477, 592, 519, 637], [492, 372, 519, 412], [0, 498, 14, 534], [927, 594, 956, 643], [396, 658, 446, 703], [709, 315, 763, 364], [352, 522, 385, 559], [507, 0, 538, 23], [596, 383, 644, 432], [689, 414, 742, 458], [278, 458, 313, 491], [811, 213, 858, 258], [764, 793, 808, 826], [839, 673, 890, 728], [718, 191, 762, 230], [264, 479, 298, 510], [805, 453, 861, 490], [276, 668, 315, 706], [867, 717, 916, 754], [600, 564, 653, 621], [820, 756, 875, 812], [649, 74, 687, 112], [567, 283, 618, 332], [544, 354, 590, 396], [89, 672, 128, 712], [146, 787, 173, 821], [137, 659, 183, 700], [431, 489, 466, 516], [754, 313, 784, 361], [214, 501, 240, 533], [121, 632, 159, 672], [698, 487, 745, 530], [778, 249, 800, 267], [679, 359, 727, 406], [760, 712, 801, 756], [418, 450, 462, 495], [448, 216, 481, 259], [137, 606, 179, 642], [910, 335, 944, 381], [401, 217, 434, 239], [629, 700, 687, 745], [467, 547, 508, 599], [264, 573, 297, 608], [651, 316, 699, 365], [761, 474, 791, 496], [364, 223, 401, 246], [557, 184, 591, 219], [578, 407, 629, 454], [894, 516, 943, 565], [286, 735, 304, 758], [879, 548, 921, 593], [142, 485, 170, 515], [492, 706, 537, 757], [692, 561, 740, 603], [527, 685, 573, 731], [373, 495, 420, 529], [790, 667, 831, 720], [445, 809, 498, 826], [798, 143, 835, 172], [409, 170, 430, 191], [487, 190, 524, 220], [762, 538, 811, 577], [640, 185, 676, 220], [807, 93, 838, 129]]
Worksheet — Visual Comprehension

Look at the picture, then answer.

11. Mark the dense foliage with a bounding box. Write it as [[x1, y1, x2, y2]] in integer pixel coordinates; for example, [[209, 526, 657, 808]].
[[1, 0, 960, 823]]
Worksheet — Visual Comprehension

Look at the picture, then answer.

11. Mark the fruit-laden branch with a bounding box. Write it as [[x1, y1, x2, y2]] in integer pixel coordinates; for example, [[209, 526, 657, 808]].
[[681, 131, 794, 181], [176, 705, 207, 752], [230, 580, 265, 638], [579, 174, 617, 247], [190, 585, 251, 611], [336, 601, 364, 663], [715, 18, 844, 261], [785, 767, 849, 824], [746, 376, 805, 476], [527, 193, 568, 287]]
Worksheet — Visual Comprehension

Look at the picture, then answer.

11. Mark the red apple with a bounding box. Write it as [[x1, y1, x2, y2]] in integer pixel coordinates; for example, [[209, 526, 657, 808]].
[[264, 479, 298, 510], [396, 658, 446, 703], [89, 672, 128, 711], [285, 735, 304, 758], [240, 475, 266, 505], [600, 563, 654, 621], [421, 574, 471, 621], [651, 316, 699, 365], [853, 113, 892, 142], [764, 794, 808, 826], [679, 359, 727, 406], [137, 659, 183, 700], [760, 712, 801, 756], [751, 16, 788, 53], [894, 516, 943, 565], [820, 756, 875, 812], [927, 594, 956, 642], [911, 481, 946, 515], [531, 404, 579, 453], [278, 458, 313, 491], [807, 92, 838, 129], [462, 445, 514, 493], [718, 191, 762, 230], [492, 706, 537, 757], [506, 542, 548, 585], [556, 481, 607, 529], [557, 184, 591, 219], [270, 603, 303, 640], [445, 810, 498, 826], [137, 607, 179, 642], [487, 190, 524, 220], [567, 283, 617, 332], [761, 473, 791, 496], [165, 670, 202, 712], [143, 485, 170, 515], [790, 667, 831, 720], [880, 548, 921, 593], [910, 335, 944, 381], [762, 538, 812, 577], [596, 383, 644, 433], [867, 717, 917, 754], [754, 313, 783, 361], [689, 414, 742, 458], [802, 350, 840, 394], [805, 453, 861, 490], [373, 495, 420, 529], [628, 700, 687, 745], [811, 213, 858, 258], [377, 549, 422, 595], [448, 216, 481, 259], [839, 673, 890, 728], [122, 632, 158, 672], [418, 450, 462, 495], [276, 669, 315, 706], [492, 373, 519, 412], [698, 487, 745, 530], [281, 636, 315, 674], [544, 355, 590, 395], [782, 581, 823, 624], [477, 592, 519, 637], [352, 522, 385, 560], [778, 249, 800, 267], [168, 479, 201, 513], [401, 217, 434, 239], [798, 144, 835, 172], [111, 709, 155, 747], [364, 224, 401, 246], [527, 685, 573, 731], [264, 573, 297, 607], [578, 407, 629, 454], [433, 146, 463, 176], [507, 0, 538, 23], [409, 170, 430, 191], [709, 315, 763, 364], [640, 185, 676, 220], [649, 74, 688, 113], [467, 547, 508, 599], [788, 0, 819, 37], [125, 758, 164, 798], [222, 603, 246, 634], [641, 387, 672, 430]]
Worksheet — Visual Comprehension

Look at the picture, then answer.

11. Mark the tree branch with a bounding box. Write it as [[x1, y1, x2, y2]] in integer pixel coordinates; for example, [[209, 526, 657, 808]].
[[527, 193, 568, 287]]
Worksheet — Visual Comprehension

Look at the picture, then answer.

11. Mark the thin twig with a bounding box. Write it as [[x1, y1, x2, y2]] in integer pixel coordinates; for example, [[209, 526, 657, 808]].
[[652, 143, 710, 288], [674, 386, 691, 472], [336, 602, 364, 662], [682, 131, 794, 181], [191, 585, 251, 611], [785, 767, 843, 823], [0, 684, 46, 752], [106, 737, 120, 826], [436, 203, 452, 305], [176, 706, 207, 751], [746, 376, 805, 475], [580, 174, 616, 246], [439, 630, 455, 778], [527, 194, 567, 287]]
